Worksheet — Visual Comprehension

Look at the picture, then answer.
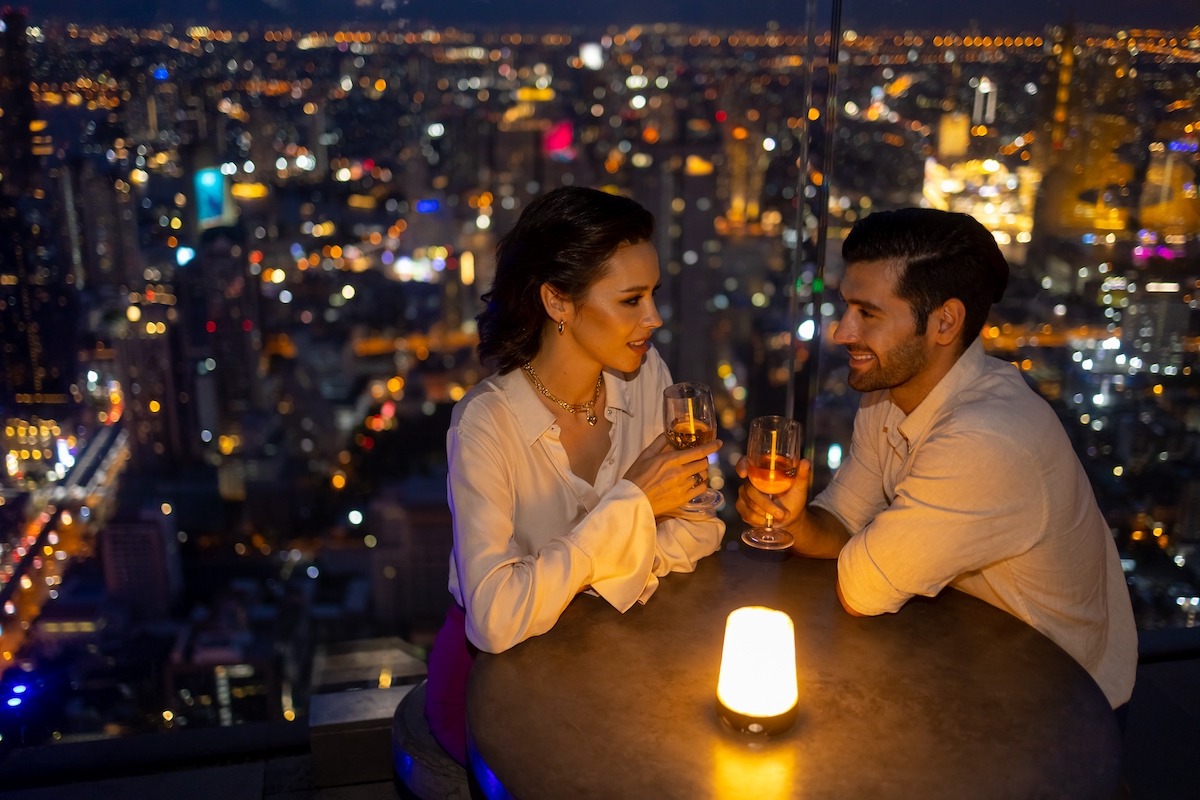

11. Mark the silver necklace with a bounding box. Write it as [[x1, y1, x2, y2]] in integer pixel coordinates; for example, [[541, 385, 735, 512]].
[[521, 362, 602, 426]]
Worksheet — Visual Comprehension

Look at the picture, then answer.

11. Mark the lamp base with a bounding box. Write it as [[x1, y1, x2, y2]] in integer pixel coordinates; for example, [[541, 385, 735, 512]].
[[716, 699, 797, 736]]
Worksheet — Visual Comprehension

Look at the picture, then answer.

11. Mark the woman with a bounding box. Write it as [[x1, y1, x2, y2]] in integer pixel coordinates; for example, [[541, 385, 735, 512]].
[[424, 186, 724, 764]]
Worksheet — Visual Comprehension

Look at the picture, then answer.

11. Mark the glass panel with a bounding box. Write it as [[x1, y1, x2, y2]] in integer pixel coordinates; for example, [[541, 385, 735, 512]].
[[817, 2, 1200, 637]]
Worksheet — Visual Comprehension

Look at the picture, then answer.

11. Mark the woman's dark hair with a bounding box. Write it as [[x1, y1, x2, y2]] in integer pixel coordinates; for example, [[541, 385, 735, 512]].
[[477, 186, 655, 373], [842, 208, 1009, 350]]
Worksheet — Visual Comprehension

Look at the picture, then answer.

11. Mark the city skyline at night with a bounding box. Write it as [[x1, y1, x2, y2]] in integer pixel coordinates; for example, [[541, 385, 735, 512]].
[[13, 0, 1200, 31], [0, 3, 1197, 795]]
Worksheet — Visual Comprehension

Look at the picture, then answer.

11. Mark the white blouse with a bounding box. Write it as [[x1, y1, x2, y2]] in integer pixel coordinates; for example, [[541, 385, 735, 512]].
[[446, 348, 724, 653]]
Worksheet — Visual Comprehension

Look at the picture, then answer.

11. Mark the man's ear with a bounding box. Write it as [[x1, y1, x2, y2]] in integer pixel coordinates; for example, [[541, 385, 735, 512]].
[[932, 298, 966, 346]]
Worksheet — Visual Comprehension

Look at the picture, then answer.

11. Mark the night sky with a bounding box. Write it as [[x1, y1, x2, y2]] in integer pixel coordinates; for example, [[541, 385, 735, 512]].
[[14, 0, 1200, 31]]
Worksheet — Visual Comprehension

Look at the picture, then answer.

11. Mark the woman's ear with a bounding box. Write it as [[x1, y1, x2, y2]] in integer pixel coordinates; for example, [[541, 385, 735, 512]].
[[539, 283, 570, 325]]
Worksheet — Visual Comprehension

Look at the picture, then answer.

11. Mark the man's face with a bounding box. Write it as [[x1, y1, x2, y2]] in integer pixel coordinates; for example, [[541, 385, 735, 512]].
[[832, 259, 933, 395]]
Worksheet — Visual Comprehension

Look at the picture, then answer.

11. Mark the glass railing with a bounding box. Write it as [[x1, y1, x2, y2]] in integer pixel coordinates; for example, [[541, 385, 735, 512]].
[[813, 2, 1200, 639]]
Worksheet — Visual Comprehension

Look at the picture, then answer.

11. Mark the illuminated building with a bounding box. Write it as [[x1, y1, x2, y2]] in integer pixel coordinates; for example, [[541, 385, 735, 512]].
[[367, 482, 453, 640], [1121, 281, 1190, 374], [175, 223, 266, 491], [62, 150, 189, 473], [937, 112, 971, 160], [116, 296, 187, 471], [973, 76, 997, 125], [170, 98, 269, 493], [69, 159, 142, 294], [166, 616, 284, 727], [0, 415, 72, 486], [0, 7, 80, 420], [922, 156, 1035, 262], [101, 514, 182, 622], [717, 118, 769, 233], [1139, 126, 1200, 238], [1034, 24, 1139, 238], [0, 7, 37, 190], [491, 95, 581, 208]]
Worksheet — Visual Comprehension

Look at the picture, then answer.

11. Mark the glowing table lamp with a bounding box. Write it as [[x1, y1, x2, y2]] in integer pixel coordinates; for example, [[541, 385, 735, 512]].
[[716, 606, 798, 735]]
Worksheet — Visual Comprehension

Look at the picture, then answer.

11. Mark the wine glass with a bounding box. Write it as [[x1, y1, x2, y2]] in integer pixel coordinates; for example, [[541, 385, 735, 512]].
[[742, 415, 801, 551], [663, 382, 723, 514]]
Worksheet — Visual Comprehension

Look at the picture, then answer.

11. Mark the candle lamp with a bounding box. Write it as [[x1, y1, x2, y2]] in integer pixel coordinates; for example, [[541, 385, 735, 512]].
[[715, 606, 798, 735]]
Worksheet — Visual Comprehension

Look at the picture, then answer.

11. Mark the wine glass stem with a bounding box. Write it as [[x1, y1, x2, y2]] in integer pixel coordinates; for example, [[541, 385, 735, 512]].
[[764, 499, 774, 531]]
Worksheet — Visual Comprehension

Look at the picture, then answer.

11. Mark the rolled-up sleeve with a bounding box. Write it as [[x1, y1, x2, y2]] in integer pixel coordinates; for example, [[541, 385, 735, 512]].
[[836, 425, 1044, 616]]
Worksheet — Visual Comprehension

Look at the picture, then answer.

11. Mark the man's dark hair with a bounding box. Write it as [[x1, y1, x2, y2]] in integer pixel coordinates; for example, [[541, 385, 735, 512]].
[[477, 186, 654, 373], [842, 208, 1009, 349]]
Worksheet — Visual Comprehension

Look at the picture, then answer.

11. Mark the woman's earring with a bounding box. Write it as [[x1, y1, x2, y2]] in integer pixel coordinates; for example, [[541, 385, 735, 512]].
[[557, 320, 565, 335]]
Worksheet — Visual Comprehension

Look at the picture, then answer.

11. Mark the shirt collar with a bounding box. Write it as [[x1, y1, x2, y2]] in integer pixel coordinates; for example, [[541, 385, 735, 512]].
[[493, 366, 634, 447], [604, 369, 634, 418], [895, 338, 987, 445]]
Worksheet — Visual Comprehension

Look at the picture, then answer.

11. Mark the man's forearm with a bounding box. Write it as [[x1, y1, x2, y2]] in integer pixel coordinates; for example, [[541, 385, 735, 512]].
[[791, 506, 851, 559]]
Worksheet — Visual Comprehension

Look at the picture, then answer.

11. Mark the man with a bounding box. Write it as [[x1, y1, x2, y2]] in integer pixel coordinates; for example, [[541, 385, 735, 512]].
[[737, 208, 1137, 710]]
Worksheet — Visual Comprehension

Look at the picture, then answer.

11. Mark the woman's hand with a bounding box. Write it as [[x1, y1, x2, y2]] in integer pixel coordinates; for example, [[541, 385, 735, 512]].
[[624, 433, 722, 518], [734, 455, 811, 529]]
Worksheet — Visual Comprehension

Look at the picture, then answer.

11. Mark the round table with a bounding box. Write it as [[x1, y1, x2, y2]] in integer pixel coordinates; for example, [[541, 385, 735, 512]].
[[466, 544, 1121, 799]]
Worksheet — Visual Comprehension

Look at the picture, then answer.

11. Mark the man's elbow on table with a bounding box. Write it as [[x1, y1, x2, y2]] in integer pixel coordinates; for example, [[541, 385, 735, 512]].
[[836, 579, 866, 617]]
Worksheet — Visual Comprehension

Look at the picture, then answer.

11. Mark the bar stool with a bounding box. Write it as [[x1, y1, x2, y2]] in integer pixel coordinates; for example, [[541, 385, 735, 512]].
[[391, 679, 472, 799]]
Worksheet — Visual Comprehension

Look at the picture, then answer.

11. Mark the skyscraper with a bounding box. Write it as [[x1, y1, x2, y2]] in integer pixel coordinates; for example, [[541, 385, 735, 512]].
[[0, 7, 81, 486], [0, 6, 37, 192], [973, 77, 997, 125], [1034, 24, 1138, 238], [101, 513, 183, 622]]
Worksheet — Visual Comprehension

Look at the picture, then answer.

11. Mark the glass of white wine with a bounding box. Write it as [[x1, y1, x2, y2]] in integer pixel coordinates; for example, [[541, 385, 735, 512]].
[[663, 382, 722, 514]]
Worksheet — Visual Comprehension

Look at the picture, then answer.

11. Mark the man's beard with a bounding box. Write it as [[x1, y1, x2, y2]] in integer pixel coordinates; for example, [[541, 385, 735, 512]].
[[846, 334, 929, 394]]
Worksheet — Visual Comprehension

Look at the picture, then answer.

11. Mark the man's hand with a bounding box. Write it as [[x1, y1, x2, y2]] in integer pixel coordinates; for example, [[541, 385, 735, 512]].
[[735, 456, 850, 560], [734, 454, 812, 529]]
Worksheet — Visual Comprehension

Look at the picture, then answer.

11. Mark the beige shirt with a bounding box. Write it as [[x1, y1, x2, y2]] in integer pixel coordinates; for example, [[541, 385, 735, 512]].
[[815, 340, 1138, 707], [447, 348, 724, 654]]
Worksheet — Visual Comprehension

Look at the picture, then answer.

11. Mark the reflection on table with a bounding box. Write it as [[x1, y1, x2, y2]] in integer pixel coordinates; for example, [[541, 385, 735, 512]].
[[467, 544, 1121, 799]]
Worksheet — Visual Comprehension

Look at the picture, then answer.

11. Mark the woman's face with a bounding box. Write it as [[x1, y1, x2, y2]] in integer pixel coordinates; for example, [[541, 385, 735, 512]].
[[567, 241, 663, 373]]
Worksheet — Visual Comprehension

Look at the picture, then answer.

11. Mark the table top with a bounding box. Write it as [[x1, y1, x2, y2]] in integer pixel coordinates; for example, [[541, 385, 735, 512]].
[[466, 543, 1122, 799]]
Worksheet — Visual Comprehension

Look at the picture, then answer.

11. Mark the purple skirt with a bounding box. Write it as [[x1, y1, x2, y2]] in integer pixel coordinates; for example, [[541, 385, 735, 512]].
[[424, 603, 476, 766]]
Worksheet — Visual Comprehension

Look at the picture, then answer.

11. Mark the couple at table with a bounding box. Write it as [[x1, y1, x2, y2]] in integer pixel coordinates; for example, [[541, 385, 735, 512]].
[[424, 186, 1137, 765]]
